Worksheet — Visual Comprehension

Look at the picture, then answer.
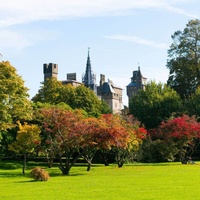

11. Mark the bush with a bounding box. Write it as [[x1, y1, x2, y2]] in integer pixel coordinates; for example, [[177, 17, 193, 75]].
[[136, 138, 177, 163], [30, 167, 50, 181]]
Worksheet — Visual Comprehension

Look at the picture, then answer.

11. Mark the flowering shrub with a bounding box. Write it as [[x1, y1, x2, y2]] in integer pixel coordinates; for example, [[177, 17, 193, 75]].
[[156, 115, 200, 162], [158, 115, 200, 140], [30, 167, 50, 181]]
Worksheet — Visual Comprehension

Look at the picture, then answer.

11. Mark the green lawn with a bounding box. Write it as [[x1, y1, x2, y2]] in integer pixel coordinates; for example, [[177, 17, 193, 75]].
[[0, 161, 200, 200]]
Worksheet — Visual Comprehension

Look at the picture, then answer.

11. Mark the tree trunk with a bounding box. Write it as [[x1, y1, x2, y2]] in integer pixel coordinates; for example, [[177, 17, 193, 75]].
[[87, 163, 91, 171], [100, 153, 110, 166], [59, 156, 70, 175], [116, 152, 125, 168], [22, 153, 26, 174], [83, 155, 94, 171], [59, 165, 70, 175], [47, 159, 53, 168], [59, 153, 80, 175], [118, 161, 124, 168], [180, 147, 187, 164], [85, 157, 93, 171], [45, 148, 55, 168]]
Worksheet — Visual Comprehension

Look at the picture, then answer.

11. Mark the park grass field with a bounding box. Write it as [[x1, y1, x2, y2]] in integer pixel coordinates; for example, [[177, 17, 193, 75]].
[[0, 161, 200, 200]]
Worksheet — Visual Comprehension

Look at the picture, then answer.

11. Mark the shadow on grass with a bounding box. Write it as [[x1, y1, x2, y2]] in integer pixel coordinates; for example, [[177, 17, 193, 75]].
[[125, 162, 182, 167], [0, 172, 23, 178], [0, 161, 22, 170], [15, 180, 37, 183], [0, 160, 49, 170], [49, 171, 87, 177]]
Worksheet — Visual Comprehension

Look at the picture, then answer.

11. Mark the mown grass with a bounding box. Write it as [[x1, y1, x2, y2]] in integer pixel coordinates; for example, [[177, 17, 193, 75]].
[[0, 160, 200, 200]]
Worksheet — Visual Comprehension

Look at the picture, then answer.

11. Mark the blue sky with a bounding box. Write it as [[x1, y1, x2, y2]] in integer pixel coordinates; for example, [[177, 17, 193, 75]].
[[0, 0, 199, 106]]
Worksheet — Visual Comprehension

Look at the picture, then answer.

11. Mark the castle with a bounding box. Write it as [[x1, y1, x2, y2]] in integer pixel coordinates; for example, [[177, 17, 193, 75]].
[[43, 50, 146, 113]]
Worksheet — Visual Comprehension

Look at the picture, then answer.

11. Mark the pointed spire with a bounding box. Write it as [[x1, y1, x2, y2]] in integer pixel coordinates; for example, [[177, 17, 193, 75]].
[[82, 48, 96, 93], [138, 62, 140, 71], [84, 47, 92, 86], [88, 47, 90, 57], [87, 47, 91, 68], [137, 62, 142, 77]]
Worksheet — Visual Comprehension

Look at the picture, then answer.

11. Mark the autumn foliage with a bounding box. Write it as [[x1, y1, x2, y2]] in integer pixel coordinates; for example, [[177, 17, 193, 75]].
[[152, 115, 200, 162], [157, 115, 200, 139], [40, 108, 147, 174], [9, 121, 41, 174]]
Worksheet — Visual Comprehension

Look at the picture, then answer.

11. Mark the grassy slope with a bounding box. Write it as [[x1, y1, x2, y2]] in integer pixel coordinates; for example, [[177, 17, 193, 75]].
[[0, 161, 200, 200]]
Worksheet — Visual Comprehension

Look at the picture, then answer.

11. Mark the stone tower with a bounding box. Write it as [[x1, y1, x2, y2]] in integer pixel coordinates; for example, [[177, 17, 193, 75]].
[[43, 63, 58, 81], [126, 66, 147, 105], [97, 74, 123, 114], [82, 48, 97, 94]]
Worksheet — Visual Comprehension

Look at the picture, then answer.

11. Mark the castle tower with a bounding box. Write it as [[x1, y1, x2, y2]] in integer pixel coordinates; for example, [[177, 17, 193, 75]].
[[82, 48, 97, 94], [126, 66, 147, 105], [100, 74, 105, 86], [43, 63, 58, 81]]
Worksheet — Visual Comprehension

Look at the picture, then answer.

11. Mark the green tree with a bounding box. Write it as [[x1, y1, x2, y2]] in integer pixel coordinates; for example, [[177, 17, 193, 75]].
[[167, 19, 200, 98], [184, 86, 200, 117], [0, 61, 33, 157], [32, 78, 106, 117], [9, 122, 41, 174], [100, 100, 112, 114], [32, 78, 65, 104], [129, 81, 183, 129], [0, 61, 32, 130], [136, 137, 177, 163], [72, 85, 102, 117]]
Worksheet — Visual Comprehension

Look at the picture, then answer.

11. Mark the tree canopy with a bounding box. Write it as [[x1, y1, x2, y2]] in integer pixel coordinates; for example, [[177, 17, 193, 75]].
[[9, 121, 41, 174], [32, 78, 111, 117], [156, 115, 200, 162], [184, 86, 200, 116], [129, 81, 183, 129], [167, 19, 200, 98], [0, 61, 32, 131], [39, 107, 146, 174]]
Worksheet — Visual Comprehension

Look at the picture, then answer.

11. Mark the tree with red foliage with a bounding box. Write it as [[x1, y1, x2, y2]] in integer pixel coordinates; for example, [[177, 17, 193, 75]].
[[78, 117, 108, 171], [41, 108, 85, 175], [157, 115, 200, 163], [41, 107, 147, 173], [100, 114, 147, 167], [33, 102, 73, 168]]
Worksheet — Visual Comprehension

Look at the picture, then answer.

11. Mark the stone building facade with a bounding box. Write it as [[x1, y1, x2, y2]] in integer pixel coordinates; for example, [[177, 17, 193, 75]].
[[97, 74, 122, 114]]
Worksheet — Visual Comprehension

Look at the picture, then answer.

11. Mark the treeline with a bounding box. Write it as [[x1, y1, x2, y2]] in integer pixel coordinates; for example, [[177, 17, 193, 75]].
[[1, 19, 200, 175]]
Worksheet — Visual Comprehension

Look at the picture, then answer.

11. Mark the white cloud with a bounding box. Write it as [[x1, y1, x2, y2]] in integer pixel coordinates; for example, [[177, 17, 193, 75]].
[[0, 0, 197, 51], [160, 2, 198, 18], [0, 30, 31, 49], [0, 29, 59, 50], [0, 0, 198, 27], [105, 34, 169, 49]]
